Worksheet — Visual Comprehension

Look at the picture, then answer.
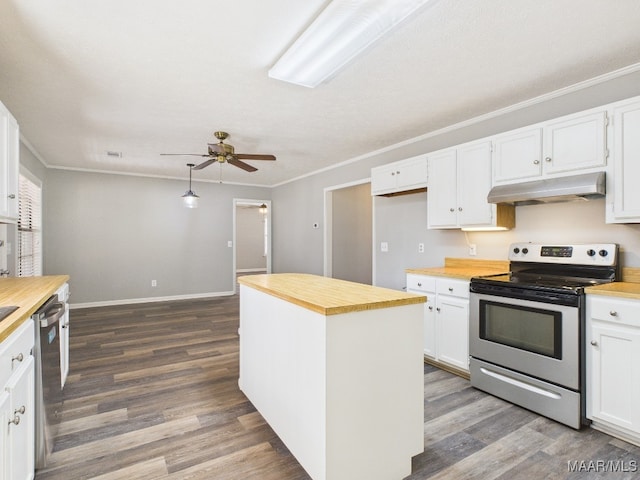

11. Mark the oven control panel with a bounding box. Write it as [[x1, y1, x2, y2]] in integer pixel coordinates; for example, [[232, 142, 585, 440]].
[[508, 243, 618, 265]]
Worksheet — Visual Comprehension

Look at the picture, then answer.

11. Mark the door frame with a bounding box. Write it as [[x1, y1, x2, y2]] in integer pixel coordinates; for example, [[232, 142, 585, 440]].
[[323, 178, 371, 279], [233, 198, 272, 293]]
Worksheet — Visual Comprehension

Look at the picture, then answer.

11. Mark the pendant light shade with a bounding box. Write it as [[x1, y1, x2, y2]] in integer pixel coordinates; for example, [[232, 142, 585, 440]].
[[182, 163, 199, 208]]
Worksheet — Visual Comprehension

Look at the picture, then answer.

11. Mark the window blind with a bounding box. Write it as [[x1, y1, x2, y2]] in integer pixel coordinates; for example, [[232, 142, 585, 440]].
[[17, 173, 42, 276]]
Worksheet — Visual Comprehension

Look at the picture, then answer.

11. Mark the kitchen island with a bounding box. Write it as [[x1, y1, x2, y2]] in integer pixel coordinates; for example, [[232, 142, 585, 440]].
[[237, 273, 426, 480]]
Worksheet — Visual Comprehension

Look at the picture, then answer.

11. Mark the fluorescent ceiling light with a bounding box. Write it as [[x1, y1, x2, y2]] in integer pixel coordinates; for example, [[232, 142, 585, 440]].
[[269, 0, 432, 88]]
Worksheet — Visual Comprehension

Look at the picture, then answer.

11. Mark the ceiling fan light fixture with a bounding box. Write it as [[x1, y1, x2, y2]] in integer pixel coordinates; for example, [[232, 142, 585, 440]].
[[182, 163, 199, 208], [268, 0, 433, 88]]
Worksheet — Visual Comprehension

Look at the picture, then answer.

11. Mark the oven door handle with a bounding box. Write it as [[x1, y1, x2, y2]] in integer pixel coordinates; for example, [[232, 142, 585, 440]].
[[479, 367, 562, 399]]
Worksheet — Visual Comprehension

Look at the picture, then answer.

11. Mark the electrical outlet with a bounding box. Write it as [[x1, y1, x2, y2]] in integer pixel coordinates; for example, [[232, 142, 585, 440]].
[[418, 243, 425, 253], [151, 280, 157, 287], [469, 244, 477, 256], [380, 242, 389, 252]]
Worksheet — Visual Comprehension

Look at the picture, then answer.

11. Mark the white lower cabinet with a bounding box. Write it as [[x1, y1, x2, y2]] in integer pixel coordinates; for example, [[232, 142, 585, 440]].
[[0, 320, 35, 480], [407, 274, 470, 374], [587, 295, 640, 445]]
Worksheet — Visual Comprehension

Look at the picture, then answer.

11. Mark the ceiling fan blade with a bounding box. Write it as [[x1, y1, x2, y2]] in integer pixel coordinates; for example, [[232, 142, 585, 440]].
[[235, 153, 276, 161], [193, 158, 217, 170], [160, 153, 210, 157], [228, 157, 258, 172]]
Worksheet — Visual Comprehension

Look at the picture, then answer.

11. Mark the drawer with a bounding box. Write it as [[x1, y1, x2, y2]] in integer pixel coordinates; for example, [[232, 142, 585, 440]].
[[0, 319, 34, 387], [406, 274, 435, 293], [588, 296, 640, 328], [436, 278, 470, 299]]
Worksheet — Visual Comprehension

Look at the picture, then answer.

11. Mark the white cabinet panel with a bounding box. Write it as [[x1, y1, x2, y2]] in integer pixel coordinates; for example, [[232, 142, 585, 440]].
[[587, 295, 640, 445], [0, 100, 19, 223], [493, 127, 542, 183], [371, 155, 427, 196], [493, 108, 607, 187], [608, 98, 640, 223], [543, 110, 607, 175], [0, 320, 35, 480], [436, 294, 469, 372], [428, 141, 513, 230], [408, 274, 469, 374]]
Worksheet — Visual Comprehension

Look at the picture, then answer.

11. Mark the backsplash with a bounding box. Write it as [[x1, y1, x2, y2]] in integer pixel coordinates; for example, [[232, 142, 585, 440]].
[[374, 194, 640, 290]]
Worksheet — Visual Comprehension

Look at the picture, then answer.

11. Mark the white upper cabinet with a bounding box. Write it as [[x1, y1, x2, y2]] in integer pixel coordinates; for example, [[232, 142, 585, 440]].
[[493, 108, 608, 185], [371, 154, 427, 196], [428, 141, 514, 230], [492, 127, 542, 183], [543, 110, 608, 174], [607, 96, 640, 223], [0, 100, 19, 223]]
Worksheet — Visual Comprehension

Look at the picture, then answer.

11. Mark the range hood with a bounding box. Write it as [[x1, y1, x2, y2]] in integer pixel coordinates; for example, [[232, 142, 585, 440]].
[[487, 172, 606, 206]]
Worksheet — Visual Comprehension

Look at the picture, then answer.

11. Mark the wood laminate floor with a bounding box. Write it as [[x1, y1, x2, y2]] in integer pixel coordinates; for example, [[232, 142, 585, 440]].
[[35, 294, 640, 480]]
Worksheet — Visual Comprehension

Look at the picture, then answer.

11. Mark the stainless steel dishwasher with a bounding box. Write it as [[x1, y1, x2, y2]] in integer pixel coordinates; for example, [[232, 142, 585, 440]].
[[33, 294, 66, 469]]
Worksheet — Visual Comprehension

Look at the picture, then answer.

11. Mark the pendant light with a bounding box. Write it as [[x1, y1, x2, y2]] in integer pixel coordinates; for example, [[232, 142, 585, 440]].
[[182, 163, 199, 208]]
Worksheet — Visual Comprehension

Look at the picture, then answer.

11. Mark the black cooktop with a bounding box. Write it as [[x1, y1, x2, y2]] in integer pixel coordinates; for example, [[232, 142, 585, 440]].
[[473, 272, 610, 291]]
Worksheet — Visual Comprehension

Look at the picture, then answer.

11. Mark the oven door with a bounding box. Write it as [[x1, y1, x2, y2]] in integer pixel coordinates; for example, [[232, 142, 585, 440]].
[[469, 292, 579, 390]]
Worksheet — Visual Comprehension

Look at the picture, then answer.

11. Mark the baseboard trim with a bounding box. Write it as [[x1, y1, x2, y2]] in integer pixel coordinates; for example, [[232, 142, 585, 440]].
[[70, 290, 236, 309]]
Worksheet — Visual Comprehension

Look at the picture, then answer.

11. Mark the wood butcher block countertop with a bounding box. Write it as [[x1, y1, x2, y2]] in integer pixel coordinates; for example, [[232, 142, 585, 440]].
[[0, 275, 70, 342], [238, 273, 425, 315], [585, 267, 640, 300], [406, 257, 509, 280]]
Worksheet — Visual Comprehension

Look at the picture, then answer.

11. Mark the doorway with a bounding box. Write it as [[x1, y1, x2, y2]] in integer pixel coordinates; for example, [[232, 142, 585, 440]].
[[324, 180, 372, 284], [233, 199, 271, 290]]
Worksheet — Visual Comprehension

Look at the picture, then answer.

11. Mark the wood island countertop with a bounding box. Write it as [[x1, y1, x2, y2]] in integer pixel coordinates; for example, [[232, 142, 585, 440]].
[[238, 273, 425, 315], [406, 257, 509, 280], [0, 275, 70, 342]]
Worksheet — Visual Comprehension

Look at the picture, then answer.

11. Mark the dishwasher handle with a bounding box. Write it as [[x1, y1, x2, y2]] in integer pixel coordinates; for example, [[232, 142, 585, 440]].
[[38, 303, 66, 328]]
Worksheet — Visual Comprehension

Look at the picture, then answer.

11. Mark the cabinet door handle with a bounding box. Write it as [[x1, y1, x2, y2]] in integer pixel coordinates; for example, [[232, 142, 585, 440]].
[[417, 282, 422, 287], [436, 307, 441, 312], [533, 159, 540, 165], [449, 208, 455, 212], [14, 405, 25, 415], [11, 353, 24, 363], [545, 157, 552, 162], [428, 306, 433, 311], [448, 287, 453, 292], [609, 310, 618, 317], [8, 415, 20, 426], [458, 207, 462, 212], [8, 194, 15, 199], [590, 340, 598, 346]]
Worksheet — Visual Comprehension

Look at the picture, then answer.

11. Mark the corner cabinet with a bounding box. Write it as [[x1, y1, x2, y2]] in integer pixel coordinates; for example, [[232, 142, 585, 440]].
[[586, 294, 640, 446], [407, 274, 469, 377], [427, 141, 514, 230], [492, 108, 608, 185], [606, 97, 640, 223], [0, 100, 19, 223], [1, 319, 35, 480], [371, 154, 427, 196]]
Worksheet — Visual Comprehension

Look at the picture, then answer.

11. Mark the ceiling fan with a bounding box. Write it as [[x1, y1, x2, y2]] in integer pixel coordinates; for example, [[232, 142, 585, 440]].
[[161, 131, 276, 172]]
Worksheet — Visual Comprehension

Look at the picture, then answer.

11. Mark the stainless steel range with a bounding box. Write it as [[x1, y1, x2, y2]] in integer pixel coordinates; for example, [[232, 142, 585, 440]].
[[469, 243, 618, 429]]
